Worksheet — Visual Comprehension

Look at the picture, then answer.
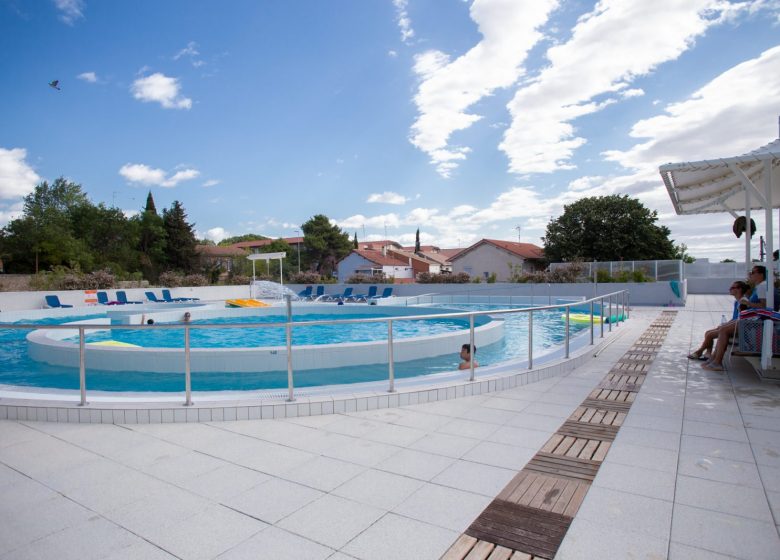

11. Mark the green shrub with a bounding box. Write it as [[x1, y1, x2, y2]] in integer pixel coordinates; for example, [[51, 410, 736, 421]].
[[346, 273, 390, 284]]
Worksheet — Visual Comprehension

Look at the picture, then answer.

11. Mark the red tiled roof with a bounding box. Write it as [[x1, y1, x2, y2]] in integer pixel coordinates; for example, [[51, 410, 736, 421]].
[[401, 245, 441, 253], [353, 249, 409, 267], [196, 245, 248, 257], [439, 248, 467, 259], [232, 236, 303, 249], [452, 239, 544, 260]]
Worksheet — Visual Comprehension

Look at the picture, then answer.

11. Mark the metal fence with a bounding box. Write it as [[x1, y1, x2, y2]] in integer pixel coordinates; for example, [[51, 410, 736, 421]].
[[550, 259, 754, 281], [2, 290, 629, 407]]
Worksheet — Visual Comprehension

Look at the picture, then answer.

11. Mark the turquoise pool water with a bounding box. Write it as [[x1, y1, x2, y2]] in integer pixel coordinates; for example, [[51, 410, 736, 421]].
[[1, 305, 589, 392]]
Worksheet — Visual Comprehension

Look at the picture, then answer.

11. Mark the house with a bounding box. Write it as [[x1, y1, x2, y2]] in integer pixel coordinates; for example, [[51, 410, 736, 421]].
[[449, 239, 545, 281], [401, 245, 452, 273], [231, 236, 304, 254], [336, 249, 414, 282], [195, 245, 248, 273]]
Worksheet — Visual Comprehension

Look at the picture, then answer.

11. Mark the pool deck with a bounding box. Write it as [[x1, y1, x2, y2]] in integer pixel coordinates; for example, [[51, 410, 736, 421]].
[[1, 295, 779, 559]]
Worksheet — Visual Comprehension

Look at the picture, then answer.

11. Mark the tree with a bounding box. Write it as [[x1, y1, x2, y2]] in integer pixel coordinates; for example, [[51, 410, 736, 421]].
[[0, 178, 89, 273], [162, 201, 198, 273], [674, 243, 695, 264], [218, 233, 267, 246], [542, 195, 677, 262], [415, 228, 421, 253], [301, 214, 353, 276], [136, 192, 166, 280], [353, 232, 358, 249], [70, 202, 139, 275]]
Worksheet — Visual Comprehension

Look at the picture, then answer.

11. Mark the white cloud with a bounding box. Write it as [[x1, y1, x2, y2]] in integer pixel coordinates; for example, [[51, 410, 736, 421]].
[[568, 176, 605, 192], [621, 88, 644, 98], [0, 147, 41, 199], [500, 0, 739, 175], [0, 200, 25, 227], [122, 209, 140, 219], [77, 71, 97, 83], [119, 163, 166, 185], [131, 73, 192, 110], [388, 50, 398, 58], [161, 169, 200, 187], [367, 191, 408, 205], [173, 41, 205, 68], [393, 0, 415, 44], [410, 0, 558, 177], [205, 227, 229, 243], [202, 179, 221, 187], [337, 213, 401, 229], [119, 163, 200, 188], [53, 0, 84, 25]]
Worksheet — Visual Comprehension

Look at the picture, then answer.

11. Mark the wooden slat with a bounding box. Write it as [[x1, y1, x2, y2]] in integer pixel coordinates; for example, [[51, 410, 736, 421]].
[[580, 398, 632, 413], [486, 545, 514, 560], [441, 534, 477, 560], [466, 501, 571, 560], [464, 540, 495, 560], [540, 434, 564, 454], [557, 421, 619, 441], [526, 453, 600, 482], [591, 441, 611, 462]]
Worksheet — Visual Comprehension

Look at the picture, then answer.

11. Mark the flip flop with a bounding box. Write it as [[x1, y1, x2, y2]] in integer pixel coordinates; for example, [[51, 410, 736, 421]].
[[686, 353, 702, 360]]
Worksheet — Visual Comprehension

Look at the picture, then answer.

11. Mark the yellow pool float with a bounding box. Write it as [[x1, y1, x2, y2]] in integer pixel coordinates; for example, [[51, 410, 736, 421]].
[[563, 313, 624, 324], [88, 340, 141, 348], [225, 299, 270, 308]]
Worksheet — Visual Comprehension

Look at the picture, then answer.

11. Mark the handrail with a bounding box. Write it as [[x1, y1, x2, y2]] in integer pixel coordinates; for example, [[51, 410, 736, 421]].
[[2, 289, 630, 407]]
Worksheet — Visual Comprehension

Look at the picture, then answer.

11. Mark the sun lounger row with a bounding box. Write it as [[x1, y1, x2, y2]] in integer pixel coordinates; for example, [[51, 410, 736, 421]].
[[45, 289, 200, 308], [297, 285, 393, 303]]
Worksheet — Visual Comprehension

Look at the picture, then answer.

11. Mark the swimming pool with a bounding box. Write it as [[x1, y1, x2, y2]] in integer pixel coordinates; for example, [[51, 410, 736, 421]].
[[1, 302, 591, 392]]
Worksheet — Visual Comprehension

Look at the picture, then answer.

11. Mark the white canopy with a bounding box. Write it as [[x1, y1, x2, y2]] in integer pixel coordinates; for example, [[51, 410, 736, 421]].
[[660, 136, 780, 368]]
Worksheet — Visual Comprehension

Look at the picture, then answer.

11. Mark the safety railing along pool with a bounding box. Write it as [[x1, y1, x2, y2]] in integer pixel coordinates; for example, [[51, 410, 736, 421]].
[[1, 290, 630, 408]]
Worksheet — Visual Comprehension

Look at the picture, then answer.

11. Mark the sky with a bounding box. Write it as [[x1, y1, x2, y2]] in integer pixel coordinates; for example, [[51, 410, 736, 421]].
[[1, 0, 780, 262]]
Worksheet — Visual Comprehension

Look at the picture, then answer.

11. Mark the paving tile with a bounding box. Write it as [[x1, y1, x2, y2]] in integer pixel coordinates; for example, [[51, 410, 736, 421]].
[[324, 437, 400, 467], [283, 455, 366, 492], [486, 425, 552, 449], [392, 483, 491, 532], [677, 452, 763, 488], [746, 427, 780, 468], [456, 405, 519, 425], [362, 423, 427, 447], [332, 469, 423, 510], [324, 416, 382, 437], [680, 434, 755, 463], [613, 425, 681, 452], [621, 411, 682, 433], [436, 418, 500, 440], [277, 494, 384, 549], [376, 448, 455, 481], [556, 516, 669, 560], [177, 462, 271, 501], [592, 461, 676, 502], [102, 539, 179, 559], [603, 441, 678, 473], [522, 401, 578, 418], [387, 410, 450, 431], [2, 515, 139, 560], [743, 413, 780, 431], [505, 411, 566, 432], [576, 486, 673, 539], [342, 512, 458, 560], [231, 440, 316, 476], [460, 440, 536, 470], [408, 432, 479, 458], [671, 504, 780, 560], [683, 419, 749, 442], [431, 459, 516, 497], [675, 475, 774, 522], [144, 504, 266, 560], [480, 395, 533, 412], [668, 542, 737, 560], [757, 464, 780, 492], [105, 484, 212, 535], [217, 526, 333, 560], [222, 477, 324, 524]]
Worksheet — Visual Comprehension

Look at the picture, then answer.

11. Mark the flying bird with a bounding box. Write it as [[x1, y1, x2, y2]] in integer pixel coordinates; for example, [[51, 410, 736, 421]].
[[48, 80, 61, 90]]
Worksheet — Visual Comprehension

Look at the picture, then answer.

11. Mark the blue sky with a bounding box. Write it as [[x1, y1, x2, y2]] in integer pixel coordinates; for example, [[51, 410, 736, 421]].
[[1, 0, 779, 261]]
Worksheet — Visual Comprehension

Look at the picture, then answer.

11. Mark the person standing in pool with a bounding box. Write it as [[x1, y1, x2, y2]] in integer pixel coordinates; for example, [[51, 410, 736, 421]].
[[458, 343, 478, 370]]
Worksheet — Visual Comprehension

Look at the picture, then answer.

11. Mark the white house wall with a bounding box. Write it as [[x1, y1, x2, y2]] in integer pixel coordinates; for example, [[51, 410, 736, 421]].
[[451, 244, 532, 281]]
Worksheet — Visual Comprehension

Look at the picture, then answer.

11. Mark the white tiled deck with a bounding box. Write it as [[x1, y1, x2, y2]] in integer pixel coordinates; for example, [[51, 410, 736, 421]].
[[1, 296, 779, 559]]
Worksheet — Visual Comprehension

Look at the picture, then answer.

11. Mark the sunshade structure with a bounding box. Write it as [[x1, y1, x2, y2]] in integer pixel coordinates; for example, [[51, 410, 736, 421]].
[[660, 136, 780, 367]]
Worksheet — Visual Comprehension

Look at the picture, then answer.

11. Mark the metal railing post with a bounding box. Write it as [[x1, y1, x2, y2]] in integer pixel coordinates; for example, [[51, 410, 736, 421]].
[[589, 300, 594, 345], [608, 295, 613, 333], [564, 306, 570, 358], [626, 291, 630, 319], [469, 315, 476, 382], [184, 325, 192, 406], [286, 321, 295, 402], [600, 297, 605, 338], [78, 327, 87, 406], [388, 319, 395, 391], [528, 311, 533, 369]]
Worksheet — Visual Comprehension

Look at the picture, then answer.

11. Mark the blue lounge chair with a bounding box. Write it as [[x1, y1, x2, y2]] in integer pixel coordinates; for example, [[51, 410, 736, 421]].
[[145, 291, 163, 303], [377, 287, 393, 298], [324, 287, 353, 301], [298, 286, 313, 299], [309, 285, 325, 300], [45, 295, 72, 308], [161, 289, 199, 302], [96, 291, 120, 305], [116, 290, 142, 304], [350, 285, 377, 302]]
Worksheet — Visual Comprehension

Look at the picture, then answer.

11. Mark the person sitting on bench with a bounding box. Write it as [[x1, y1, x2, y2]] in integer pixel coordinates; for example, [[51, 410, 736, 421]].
[[688, 281, 749, 361]]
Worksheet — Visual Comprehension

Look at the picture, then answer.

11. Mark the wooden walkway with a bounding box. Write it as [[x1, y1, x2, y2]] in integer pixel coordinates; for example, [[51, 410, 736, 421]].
[[440, 311, 677, 560]]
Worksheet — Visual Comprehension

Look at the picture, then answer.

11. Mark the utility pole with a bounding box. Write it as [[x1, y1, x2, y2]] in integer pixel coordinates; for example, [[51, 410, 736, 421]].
[[515, 225, 521, 243]]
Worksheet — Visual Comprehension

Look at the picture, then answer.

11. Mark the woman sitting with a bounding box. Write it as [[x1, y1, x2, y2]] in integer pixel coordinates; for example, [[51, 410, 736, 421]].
[[687, 280, 749, 361]]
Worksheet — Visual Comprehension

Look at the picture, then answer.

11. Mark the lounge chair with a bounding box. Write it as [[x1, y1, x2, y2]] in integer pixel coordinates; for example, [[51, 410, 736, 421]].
[[324, 287, 353, 301], [309, 285, 325, 300], [45, 295, 72, 308], [350, 285, 377, 302], [116, 290, 142, 304], [161, 289, 199, 302], [298, 286, 313, 299], [145, 291, 163, 303], [96, 291, 120, 305], [377, 287, 393, 298]]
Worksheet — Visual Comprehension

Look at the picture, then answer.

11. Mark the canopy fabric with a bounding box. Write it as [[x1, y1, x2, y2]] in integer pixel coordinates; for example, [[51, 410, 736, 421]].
[[660, 139, 780, 215]]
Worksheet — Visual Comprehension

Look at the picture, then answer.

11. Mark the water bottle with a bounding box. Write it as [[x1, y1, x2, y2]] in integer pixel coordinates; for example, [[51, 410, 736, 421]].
[[721, 314, 727, 324]]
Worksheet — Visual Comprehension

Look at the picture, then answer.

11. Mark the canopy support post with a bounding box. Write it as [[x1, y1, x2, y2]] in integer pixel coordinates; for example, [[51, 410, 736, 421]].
[[762, 159, 774, 370], [745, 190, 752, 272]]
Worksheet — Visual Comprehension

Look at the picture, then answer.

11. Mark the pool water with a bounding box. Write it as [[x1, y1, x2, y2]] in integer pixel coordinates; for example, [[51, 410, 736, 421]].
[[70, 313, 470, 348], [1, 305, 590, 392]]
